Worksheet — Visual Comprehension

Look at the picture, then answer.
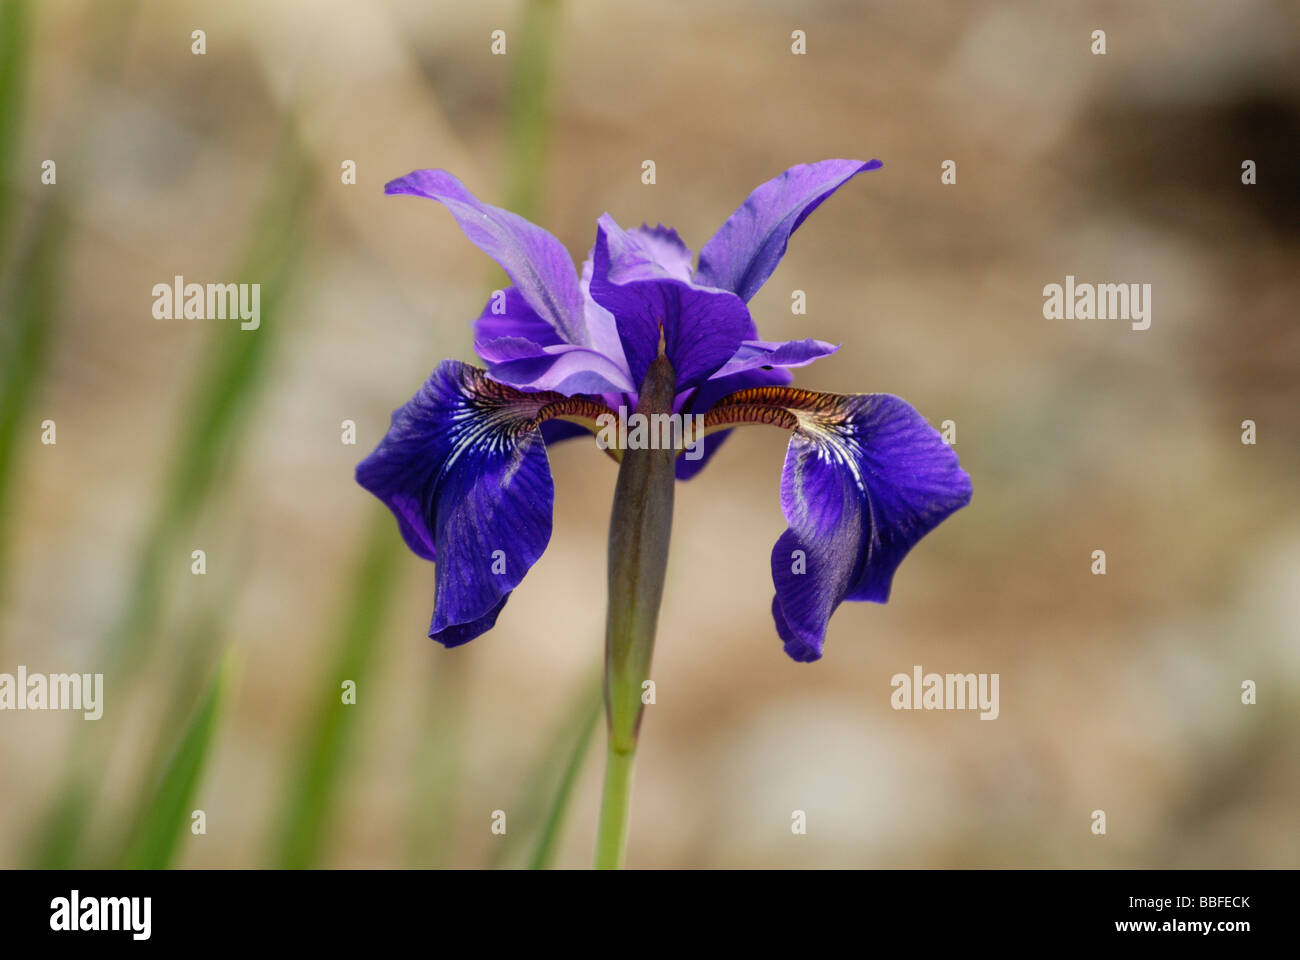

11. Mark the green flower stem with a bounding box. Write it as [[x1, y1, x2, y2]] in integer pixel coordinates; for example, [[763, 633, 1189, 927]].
[[594, 352, 676, 869], [594, 742, 637, 869]]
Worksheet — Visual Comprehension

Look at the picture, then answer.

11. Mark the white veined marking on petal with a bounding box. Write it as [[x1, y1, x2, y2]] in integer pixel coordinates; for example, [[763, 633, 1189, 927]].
[[792, 400, 880, 569], [434, 376, 543, 497]]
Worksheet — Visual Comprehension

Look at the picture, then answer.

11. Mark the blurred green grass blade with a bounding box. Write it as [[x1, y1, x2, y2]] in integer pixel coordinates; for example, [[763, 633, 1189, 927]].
[[0, 201, 66, 612], [11, 0, 140, 861], [23, 777, 90, 869], [272, 510, 402, 868], [28, 126, 313, 867], [487, 675, 600, 868], [120, 651, 234, 869], [504, 0, 562, 220], [106, 124, 313, 672], [528, 681, 601, 869], [0, 0, 30, 265], [0, 0, 51, 609], [102, 602, 229, 867], [404, 655, 468, 867]]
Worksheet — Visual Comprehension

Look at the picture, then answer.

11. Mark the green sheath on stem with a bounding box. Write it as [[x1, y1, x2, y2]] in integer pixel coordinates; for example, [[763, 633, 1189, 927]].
[[594, 351, 676, 869]]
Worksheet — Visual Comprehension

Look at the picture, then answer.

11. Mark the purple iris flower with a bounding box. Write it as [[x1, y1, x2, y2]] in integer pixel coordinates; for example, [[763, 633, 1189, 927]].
[[357, 160, 972, 662]]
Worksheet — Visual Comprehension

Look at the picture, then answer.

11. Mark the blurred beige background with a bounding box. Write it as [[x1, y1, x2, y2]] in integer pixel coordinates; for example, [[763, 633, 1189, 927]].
[[1, 0, 1297, 868]]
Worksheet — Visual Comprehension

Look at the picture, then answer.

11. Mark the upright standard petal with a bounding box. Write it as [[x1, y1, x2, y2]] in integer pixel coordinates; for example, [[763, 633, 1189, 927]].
[[695, 159, 883, 302], [386, 169, 589, 345], [356, 360, 610, 646], [589, 214, 754, 392], [623, 223, 695, 282], [705, 386, 971, 661]]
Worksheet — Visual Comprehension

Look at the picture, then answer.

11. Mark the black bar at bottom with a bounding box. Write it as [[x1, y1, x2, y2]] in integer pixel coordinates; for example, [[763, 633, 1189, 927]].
[[0, 868, 1281, 945]]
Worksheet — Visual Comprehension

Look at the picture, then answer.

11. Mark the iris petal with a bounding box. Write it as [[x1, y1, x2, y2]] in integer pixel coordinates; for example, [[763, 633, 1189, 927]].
[[623, 223, 695, 282], [539, 419, 591, 445], [472, 287, 563, 358], [577, 245, 634, 389], [673, 365, 793, 481], [479, 338, 637, 395], [695, 159, 883, 302], [473, 288, 635, 395], [386, 169, 590, 345], [356, 360, 609, 647], [673, 340, 838, 480], [711, 338, 840, 379], [706, 387, 971, 661], [589, 214, 753, 392]]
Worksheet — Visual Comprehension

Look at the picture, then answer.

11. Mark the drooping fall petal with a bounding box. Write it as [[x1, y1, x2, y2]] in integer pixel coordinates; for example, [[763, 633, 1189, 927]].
[[356, 360, 610, 646], [706, 386, 971, 661]]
